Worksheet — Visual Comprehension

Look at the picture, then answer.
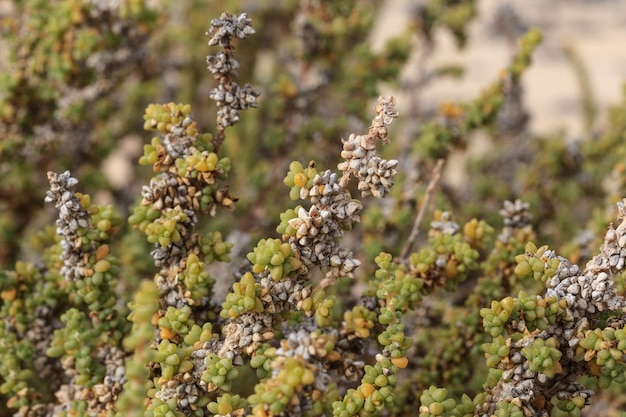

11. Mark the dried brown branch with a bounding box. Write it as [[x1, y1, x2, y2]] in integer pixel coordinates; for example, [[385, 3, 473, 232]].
[[400, 158, 445, 260]]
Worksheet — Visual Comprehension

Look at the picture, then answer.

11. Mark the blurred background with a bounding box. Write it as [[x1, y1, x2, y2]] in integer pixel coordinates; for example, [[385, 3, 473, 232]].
[[1, 0, 626, 280]]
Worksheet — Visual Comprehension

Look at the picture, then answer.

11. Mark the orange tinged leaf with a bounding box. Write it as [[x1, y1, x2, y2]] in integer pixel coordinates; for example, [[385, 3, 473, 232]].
[[95, 244, 109, 261], [160, 327, 176, 340], [1, 288, 16, 301], [360, 383, 376, 398], [294, 173, 308, 188], [391, 357, 409, 368]]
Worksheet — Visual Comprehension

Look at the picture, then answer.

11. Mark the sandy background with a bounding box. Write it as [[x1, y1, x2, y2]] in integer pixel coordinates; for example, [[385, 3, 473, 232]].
[[3, 0, 624, 138], [374, 0, 626, 138]]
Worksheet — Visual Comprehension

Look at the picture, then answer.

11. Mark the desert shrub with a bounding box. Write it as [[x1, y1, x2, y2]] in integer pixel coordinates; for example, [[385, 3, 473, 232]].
[[1, 1, 625, 416]]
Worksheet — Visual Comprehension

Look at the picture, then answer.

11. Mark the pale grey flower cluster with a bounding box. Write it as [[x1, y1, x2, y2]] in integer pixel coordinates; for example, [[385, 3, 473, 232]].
[[301, 169, 363, 223], [217, 273, 312, 359], [209, 82, 260, 128], [206, 12, 260, 147], [287, 204, 361, 285], [206, 12, 255, 47], [261, 272, 310, 313], [45, 171, 91, 281], [498, 199, 532, 242], [142, 171, 197, 274], [278, 328, 333, 391], [219, 312, 275, 359], [338, 133, 399, 198], [338, 97, 400, 198], [284, 97, 398, 287], [206, 51, 239, 75], [83, 345, 127, 414], [430, 211, 460, 235], [272, 320, 366, 397], [546, 201, 626, 318], [153, 368, 206, 412], [500, 199, 532, 229]]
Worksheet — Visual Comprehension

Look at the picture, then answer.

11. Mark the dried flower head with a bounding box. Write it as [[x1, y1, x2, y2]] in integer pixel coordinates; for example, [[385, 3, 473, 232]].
[[45, 171, 91, 281], [206, 12, 255, 47]]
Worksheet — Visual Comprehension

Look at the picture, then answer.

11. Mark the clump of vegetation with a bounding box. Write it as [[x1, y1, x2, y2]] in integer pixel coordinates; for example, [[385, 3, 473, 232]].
[[1, 1, 626, 416]]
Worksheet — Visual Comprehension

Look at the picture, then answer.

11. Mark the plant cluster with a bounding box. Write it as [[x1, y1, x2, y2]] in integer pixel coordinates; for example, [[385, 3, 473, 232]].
[[0, 0, 158, 266], [1, 1, 626, 417]]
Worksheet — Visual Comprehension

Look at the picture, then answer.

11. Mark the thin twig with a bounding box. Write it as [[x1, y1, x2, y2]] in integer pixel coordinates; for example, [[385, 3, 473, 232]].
[[400, 158, 445, 260]]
